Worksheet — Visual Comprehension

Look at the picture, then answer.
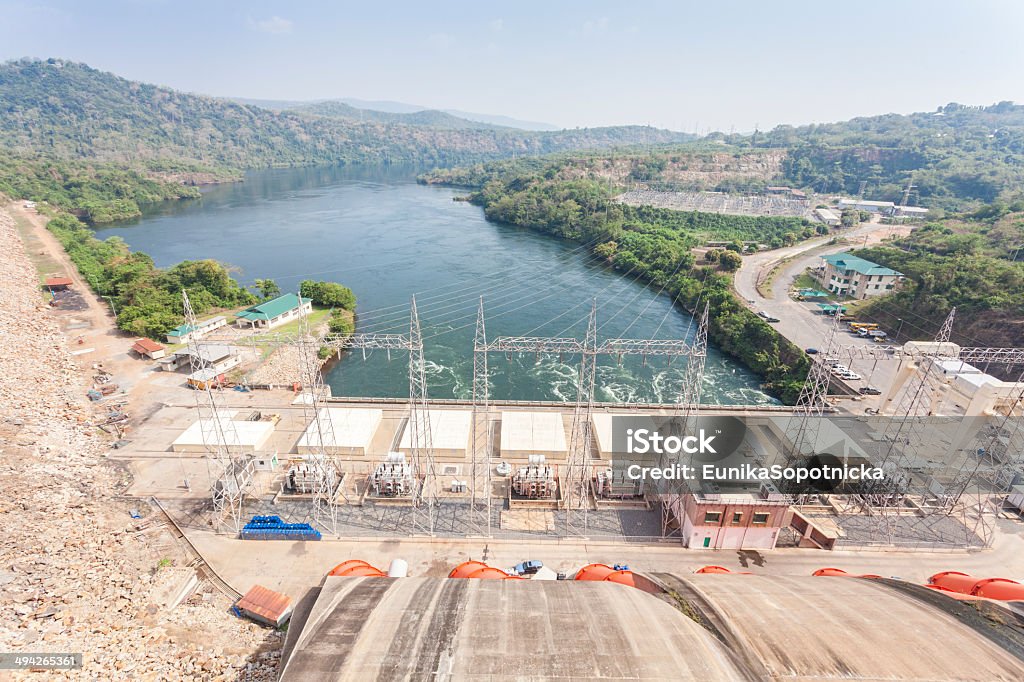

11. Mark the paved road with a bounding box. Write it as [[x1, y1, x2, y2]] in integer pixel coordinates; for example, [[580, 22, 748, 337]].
[[734, 220, 911, 411], [186, 516, 1024, 600]]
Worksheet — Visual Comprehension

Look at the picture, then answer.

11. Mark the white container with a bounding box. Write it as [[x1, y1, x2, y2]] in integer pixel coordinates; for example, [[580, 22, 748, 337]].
[[388, 558, 409, 578]]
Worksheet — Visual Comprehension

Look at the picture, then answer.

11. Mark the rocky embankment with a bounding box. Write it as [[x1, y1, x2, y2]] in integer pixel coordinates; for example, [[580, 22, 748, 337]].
[[0, 211, 281, 680]]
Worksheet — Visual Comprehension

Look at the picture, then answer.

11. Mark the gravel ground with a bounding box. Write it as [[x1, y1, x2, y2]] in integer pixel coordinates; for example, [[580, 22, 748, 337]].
[[0, 210, 282, 680]]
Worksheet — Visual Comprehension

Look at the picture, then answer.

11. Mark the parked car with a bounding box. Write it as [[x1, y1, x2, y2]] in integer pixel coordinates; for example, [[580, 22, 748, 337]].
[[838, 372, 862, 381], [764, 316, 780, 323], [805, 348, 819, 355], [859, 386, 882, 395], [513, 560, 543, 576]]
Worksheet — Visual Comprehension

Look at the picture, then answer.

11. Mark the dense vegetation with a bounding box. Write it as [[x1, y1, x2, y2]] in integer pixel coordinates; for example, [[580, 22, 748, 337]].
[[852, 210, 1024, 349], [0, 150, 203, 223], [741, 102, 1024, 209], [425, 159, 814, 402], [46, 214, 257, 338]]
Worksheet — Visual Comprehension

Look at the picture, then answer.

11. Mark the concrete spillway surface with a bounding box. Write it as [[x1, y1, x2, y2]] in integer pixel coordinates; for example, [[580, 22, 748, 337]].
[[652, 573, 1024, 681], [279, 577, 743, 680]]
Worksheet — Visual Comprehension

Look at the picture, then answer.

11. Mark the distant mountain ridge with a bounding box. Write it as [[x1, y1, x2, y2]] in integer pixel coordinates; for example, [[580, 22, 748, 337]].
[[229, 96, 560, 131], [0, 59, 689, 171], [286, 101, 507, 130]]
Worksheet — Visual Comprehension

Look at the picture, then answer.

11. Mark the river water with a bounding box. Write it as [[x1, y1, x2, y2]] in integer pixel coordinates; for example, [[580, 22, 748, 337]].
[[94, 165, 775, 405]]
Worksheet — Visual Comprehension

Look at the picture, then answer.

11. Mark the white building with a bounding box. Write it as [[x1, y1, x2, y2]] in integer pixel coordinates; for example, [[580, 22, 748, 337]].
[[813, 207, 841, 226], [398, 409, 472, 462], [166, 315, 227, 344], [500, 411, 569, 461], [235, 294, 313, 330], [172, 411, 276, 453], [296, 407, 383, 456]]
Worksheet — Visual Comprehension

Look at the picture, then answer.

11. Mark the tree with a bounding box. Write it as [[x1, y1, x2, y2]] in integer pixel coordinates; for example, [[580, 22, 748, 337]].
[[840, 209, 860, 227], [718, 251, 743, 271], [300, 279, 357, 310], [253, 278, 281, 300]]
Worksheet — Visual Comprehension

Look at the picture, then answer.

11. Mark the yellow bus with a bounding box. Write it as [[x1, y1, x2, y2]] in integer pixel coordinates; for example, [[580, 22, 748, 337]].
[[848, 322, 879, 331]]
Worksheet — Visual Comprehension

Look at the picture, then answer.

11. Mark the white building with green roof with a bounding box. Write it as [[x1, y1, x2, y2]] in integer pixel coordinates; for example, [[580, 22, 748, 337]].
[[165, 315, 226, 344], [235, 293, 312, 330], [818, 253, 903, 299]]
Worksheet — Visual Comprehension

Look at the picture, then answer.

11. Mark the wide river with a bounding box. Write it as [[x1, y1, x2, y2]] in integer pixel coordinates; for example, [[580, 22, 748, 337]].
[[95, 165, 775, 405]]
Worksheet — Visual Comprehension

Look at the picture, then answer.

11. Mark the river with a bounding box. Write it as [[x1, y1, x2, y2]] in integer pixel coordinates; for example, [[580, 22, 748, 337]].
[[94, 165, 775, 405]]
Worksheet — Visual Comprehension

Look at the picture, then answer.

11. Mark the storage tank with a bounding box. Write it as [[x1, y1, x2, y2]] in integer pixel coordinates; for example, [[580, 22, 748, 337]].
[[928, 571, 981, 594], [971, 578, 1024, 601], [388, 559, 409, 578], [924, 584, 989, 601]]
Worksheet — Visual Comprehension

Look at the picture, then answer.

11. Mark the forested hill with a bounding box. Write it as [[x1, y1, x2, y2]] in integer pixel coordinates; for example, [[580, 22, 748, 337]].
[[0, 59, 691, 169], [743, 102, 1024, 208]]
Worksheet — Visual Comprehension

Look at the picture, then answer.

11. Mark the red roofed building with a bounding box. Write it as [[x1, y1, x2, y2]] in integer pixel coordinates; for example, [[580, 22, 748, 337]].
[[235, 585, 293, 627], [44, 277, 73, 290], [131, 338, 166, 360]]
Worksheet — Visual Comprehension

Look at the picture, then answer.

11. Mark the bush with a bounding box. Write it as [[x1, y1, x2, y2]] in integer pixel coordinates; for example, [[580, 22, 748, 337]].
[[300, 280, 357, 310]]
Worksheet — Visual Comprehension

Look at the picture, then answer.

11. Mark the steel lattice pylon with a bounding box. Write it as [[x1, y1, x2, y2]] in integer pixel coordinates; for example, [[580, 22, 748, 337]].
[[785, 307, 845, 467], [478, 297, 708, 537], [872, 308, 958, 500], [407, 296, 437, 535], [659, 302, 709, 539], [470, 297, 492, 536], [294, 293, 341, 534], [564, 301, 598, 534], [182, 290, 249, 533]]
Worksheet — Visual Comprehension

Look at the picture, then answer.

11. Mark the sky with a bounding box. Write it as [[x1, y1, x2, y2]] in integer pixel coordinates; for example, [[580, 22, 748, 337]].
[[2, 0, 1023, 131]]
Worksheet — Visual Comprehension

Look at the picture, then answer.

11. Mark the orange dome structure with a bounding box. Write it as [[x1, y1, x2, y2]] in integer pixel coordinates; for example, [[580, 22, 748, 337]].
[[605, 570, 636, 587], [812, 568, 849, 577], [924, 584, 989, 601], [328, 560, 387, 577], [697, 566, 733, 574], [928, 571, 981, 594], [575, 563, 616, 581], [449, 561, 489, 579], [971, 578, 1024, 601], [574, 563, 637, 586], [465, 566, 513, 580]]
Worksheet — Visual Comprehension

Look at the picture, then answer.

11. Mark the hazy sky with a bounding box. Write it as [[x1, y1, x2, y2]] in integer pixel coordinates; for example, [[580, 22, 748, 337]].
[[2, 0, 1023, 131]]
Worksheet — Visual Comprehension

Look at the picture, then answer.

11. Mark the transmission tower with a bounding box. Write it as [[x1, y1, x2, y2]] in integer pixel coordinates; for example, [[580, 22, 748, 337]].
[[407, 296, 437, 535], [953, 367, 1024, 497], [871, 308, 957, 505], [470, 297, 492, 536], [659, 301, 709, 538], [785, 307, 845, 466], [294, 292, 341, 534], [182, 290, 248, 533], [564, 301, 598, 534]]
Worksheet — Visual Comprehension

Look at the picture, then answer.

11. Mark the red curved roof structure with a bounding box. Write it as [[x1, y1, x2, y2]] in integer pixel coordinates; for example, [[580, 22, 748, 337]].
[[449, 561, 489, 579], [812, 568, 849, 577], [697, 566, 733, 574], [465, 567, 513, 580], [972, 578, 1024, 601], [575, 563, 637, 586], [328, 560, 387, 578], [928, 571, 978, 594]]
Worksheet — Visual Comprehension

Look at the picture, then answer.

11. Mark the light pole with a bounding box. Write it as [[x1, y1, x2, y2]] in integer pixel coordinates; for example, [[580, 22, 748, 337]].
[[895, 318, 904, 340], [103, 295, 118, 323]]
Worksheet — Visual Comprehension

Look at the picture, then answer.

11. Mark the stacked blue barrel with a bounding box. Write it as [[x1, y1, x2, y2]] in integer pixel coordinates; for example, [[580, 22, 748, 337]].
[[240, 515, 322, 541]]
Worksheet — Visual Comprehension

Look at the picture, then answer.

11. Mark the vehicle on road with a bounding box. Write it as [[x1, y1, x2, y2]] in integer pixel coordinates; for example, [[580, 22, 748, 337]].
[[512, 560, 543, 576], [859, 386, 882, 395], [805, 348, 819, 354], [838, 371, 862, 381]]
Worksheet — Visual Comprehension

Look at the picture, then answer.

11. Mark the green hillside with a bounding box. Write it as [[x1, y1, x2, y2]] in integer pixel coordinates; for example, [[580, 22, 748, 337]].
[[0, 59, 690, 171]]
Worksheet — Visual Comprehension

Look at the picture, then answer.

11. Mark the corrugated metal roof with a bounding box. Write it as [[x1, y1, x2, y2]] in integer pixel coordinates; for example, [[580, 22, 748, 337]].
[[237, 294, 310, 321], [236, 585, 292, 625], [132, 338, 165, 353], [44, 277, 73, 287], [822, 253, 902, 277]]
